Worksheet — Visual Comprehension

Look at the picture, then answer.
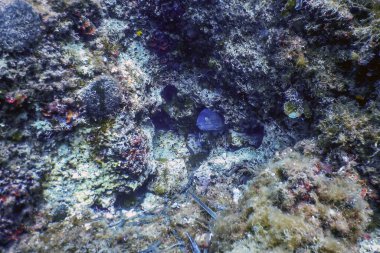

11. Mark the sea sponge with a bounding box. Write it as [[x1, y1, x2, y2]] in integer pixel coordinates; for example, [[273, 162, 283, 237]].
[[0, 0, 41, 52], [81, 77, 123, 121]]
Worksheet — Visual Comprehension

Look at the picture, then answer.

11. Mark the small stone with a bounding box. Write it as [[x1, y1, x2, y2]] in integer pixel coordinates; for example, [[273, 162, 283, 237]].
[[229, 125, 265, 149], [141, 193, 163, 211], [284, 101, 302, 119], [195, 233, 212, 249]]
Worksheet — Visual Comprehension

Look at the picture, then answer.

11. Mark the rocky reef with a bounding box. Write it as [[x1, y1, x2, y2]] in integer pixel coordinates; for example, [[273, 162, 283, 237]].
[[0, 0, 379, 252]]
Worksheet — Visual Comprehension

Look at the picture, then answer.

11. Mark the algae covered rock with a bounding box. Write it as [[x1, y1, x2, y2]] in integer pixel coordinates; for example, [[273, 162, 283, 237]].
[[81, 77, 123, 121], [318, 100, 380, 161], [42, 115, 155, 210], [212, 142, 372, 252], [1, 0, 380, 251], [0, 166, 42, 246], [0, 0, 42, 52], [149, 130, 191, 195]]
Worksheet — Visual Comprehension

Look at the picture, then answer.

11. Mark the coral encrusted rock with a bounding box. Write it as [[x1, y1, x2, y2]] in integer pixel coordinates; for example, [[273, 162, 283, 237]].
[[0, 0, 42, 52]]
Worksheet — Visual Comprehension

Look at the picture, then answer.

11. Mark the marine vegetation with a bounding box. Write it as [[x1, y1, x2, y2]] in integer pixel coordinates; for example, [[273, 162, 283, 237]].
[[212, 141, 373, 252], [196, 108, 225, 132], [318, 100, 380, 162]]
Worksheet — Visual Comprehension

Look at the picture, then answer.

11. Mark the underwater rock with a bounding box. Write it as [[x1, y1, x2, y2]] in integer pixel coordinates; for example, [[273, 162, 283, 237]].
[[1, 0, 380, 251], [196, 108, 224, 131], [0, 0, 41, 52], [193, 147, 261, 196], [149, 131, 190, 195], [318, 101, 380, 163], [40, 116, 155, 210], [228, 130, 251, 149], [295, 0, 303, 11], [0, 166, 42, 246], [284, 101, 302, 119], [358, 229, 380, 253], [187, 133, 209, 155], [82, 77, 122, 121], [229, 124, 265, 149], [150, 109, 174, 130], [212, 143, 373, 252], [283, 88, 307, 119]]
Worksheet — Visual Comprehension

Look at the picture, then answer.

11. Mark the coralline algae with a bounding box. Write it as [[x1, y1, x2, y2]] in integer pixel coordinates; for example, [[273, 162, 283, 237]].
[[196, 108, 224, 131], [81, 77, 122, 121]]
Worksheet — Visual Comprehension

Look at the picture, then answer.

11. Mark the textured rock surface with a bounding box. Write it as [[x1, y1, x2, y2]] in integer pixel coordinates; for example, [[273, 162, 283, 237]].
[[149, 130, 190, 195], [0, 166, 41, 246], [0, 0, 41, 52], [213, 142, 373, 252]]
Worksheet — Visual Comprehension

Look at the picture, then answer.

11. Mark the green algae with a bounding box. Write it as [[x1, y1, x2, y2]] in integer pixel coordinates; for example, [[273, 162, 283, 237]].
[[282, 0, 297, 16], [296, 54, 308, 68], [10, 131, 23, 142], [212, 143, 372, 252], [318, 100, 380, 160], [153, 184, 167, 195], [284, 101, 302, 118]]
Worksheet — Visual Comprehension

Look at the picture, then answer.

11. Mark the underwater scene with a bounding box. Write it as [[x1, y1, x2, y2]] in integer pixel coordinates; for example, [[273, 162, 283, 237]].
[[0, 0, 380, 252]]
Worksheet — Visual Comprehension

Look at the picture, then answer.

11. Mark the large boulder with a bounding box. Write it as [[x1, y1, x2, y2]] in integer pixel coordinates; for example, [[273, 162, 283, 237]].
[[0, 0, 42, 52]]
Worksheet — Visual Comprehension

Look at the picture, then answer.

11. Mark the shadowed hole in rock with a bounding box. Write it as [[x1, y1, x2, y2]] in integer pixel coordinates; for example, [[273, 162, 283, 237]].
[[150, 110, 174, 130], [161, 84, 178, 102], [113, 182, 151, 210], [245, 124, 265, 148]]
